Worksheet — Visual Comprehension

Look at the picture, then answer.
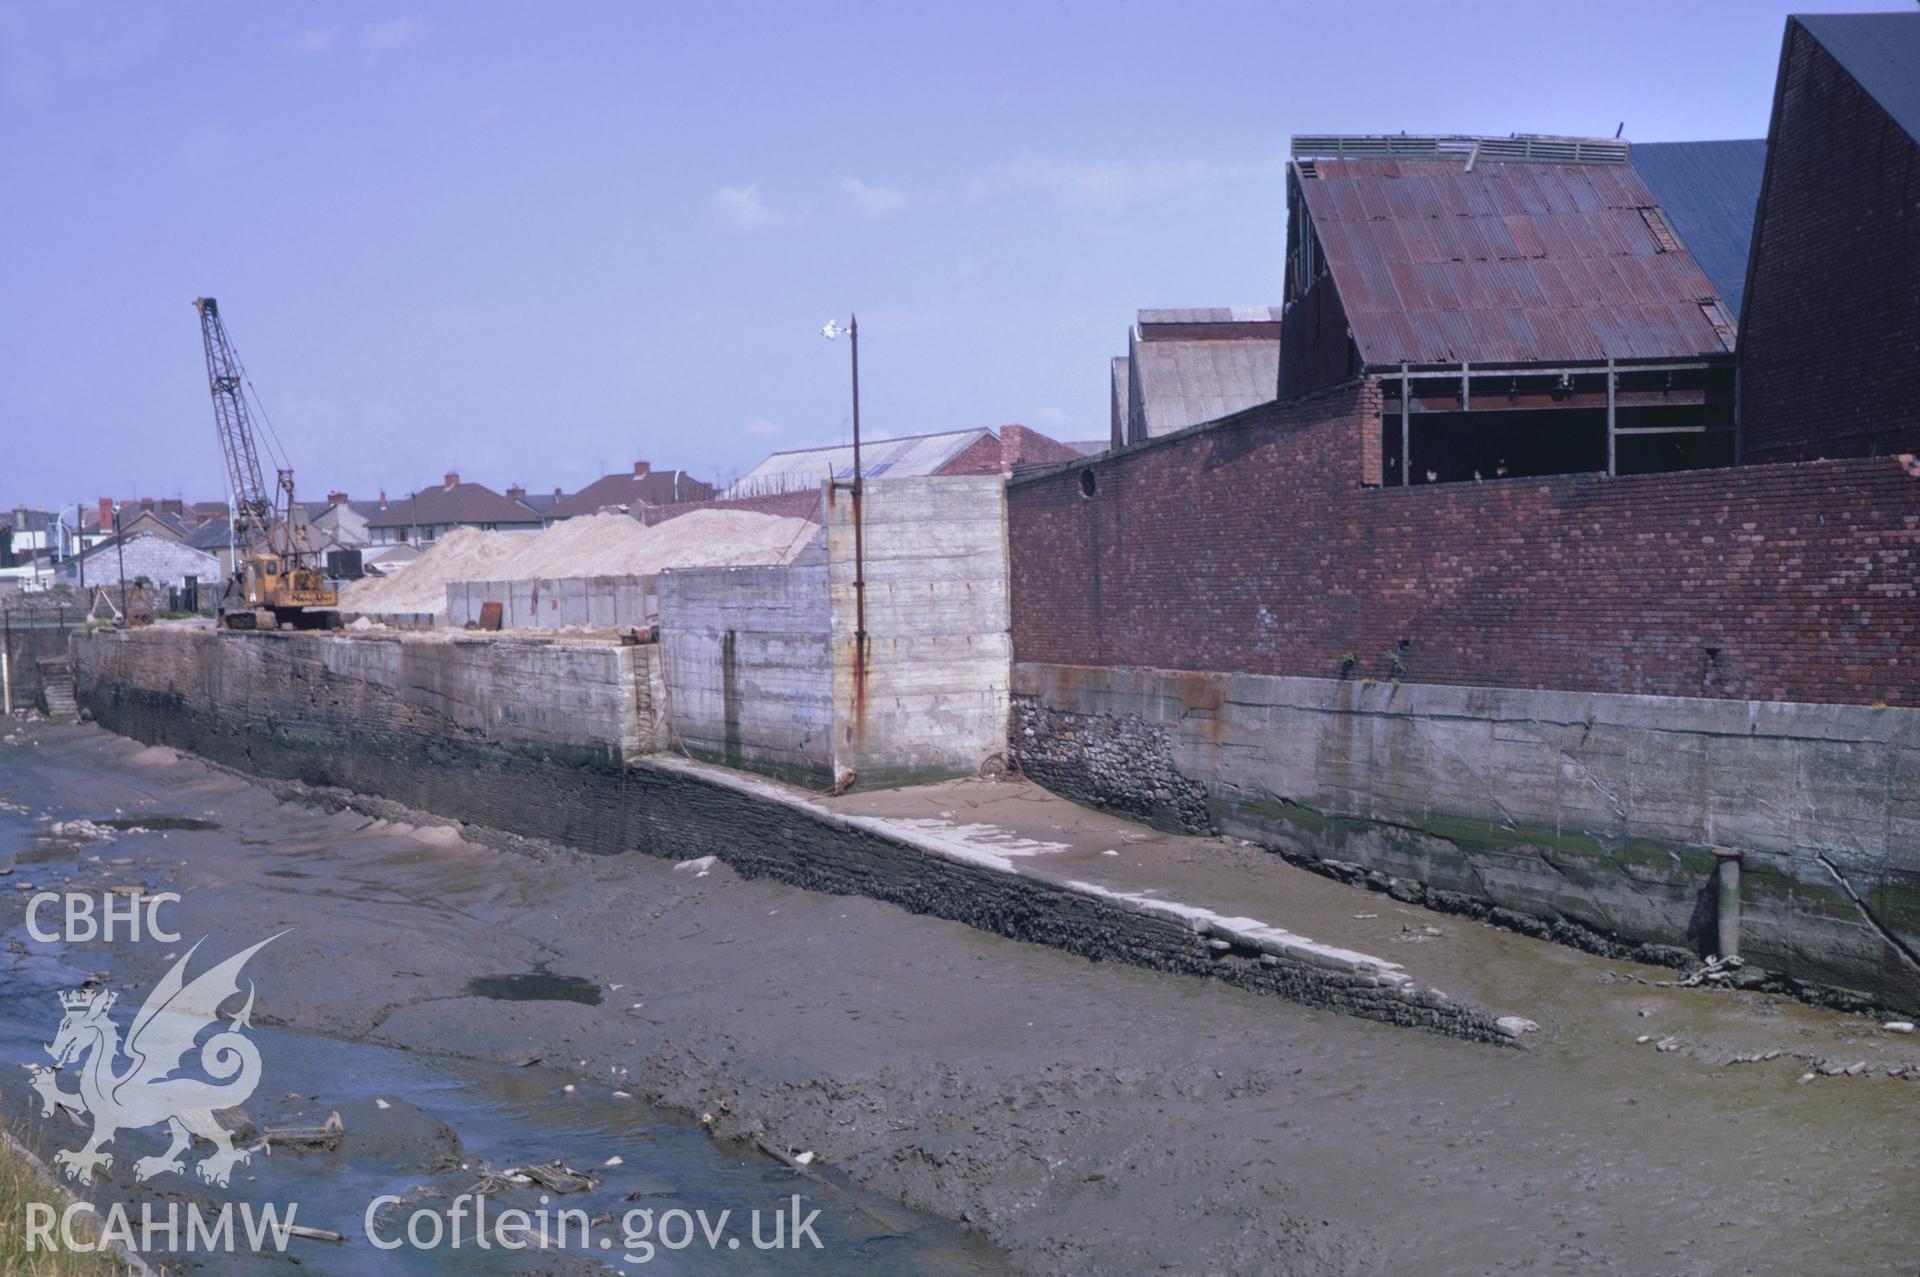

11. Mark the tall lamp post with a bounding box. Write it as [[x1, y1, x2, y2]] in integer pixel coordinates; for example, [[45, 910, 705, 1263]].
[[113, 504, 129, 622], [820, 316, 867, 700]]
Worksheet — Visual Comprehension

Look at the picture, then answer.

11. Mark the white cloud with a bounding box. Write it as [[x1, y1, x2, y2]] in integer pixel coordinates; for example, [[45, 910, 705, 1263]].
[[841, 177, 907, 219], [968, 150, 1270, 211], [362, 16, 428, 57], [744, 417, 781, 439], [288, 25, 339, 56], [711, 182, 779, 230]]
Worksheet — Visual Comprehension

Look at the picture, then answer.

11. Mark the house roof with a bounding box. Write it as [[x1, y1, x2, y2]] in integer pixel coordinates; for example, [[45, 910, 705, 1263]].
[[365, 482, 542, 528], [1296, 157, 1735, 368], [121, 508, 192, 539], [1797, 11, 1920, 145], [185, 519, 236, 552], [517, 491, 564, 514], [1628, 141, 1767, 317], [544, 470, 709, 520], [729, 429, 994, 494], [303, 500, 384, 521]]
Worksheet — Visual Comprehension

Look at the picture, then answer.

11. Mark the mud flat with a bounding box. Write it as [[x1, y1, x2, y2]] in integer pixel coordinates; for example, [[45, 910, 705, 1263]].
[[6, 725, 1919, 1276]]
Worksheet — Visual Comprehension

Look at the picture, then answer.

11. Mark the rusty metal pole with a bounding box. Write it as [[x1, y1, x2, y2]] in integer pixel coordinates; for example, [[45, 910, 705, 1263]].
[[849, 313, 866, 667], [114, 505, 128, 622]]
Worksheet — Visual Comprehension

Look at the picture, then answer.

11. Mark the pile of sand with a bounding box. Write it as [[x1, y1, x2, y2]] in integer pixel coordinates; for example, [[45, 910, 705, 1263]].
[[337, 527, 521, 615], [338, 511, 819, 619]]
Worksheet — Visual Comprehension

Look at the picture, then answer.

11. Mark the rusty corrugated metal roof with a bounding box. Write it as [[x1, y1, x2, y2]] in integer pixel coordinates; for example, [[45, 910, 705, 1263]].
[[1297, 158, 1735, 367]]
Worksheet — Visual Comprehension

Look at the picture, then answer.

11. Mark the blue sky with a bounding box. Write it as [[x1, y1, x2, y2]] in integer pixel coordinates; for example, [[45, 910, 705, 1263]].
[[1, 0, 1907, 510]]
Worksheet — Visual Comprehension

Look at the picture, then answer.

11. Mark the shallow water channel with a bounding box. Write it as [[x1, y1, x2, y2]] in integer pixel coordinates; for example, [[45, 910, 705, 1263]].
[[0, 748, 1005, 1275]]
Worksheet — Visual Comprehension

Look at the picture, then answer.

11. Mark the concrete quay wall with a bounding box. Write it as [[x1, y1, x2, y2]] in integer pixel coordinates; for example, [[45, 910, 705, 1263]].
[[69, 625, 1511, 1043], [1011, 661, 1920, 1012], [446, 574, 657, 632]]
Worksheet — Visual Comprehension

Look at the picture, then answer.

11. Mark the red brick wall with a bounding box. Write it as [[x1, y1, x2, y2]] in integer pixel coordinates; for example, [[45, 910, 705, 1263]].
[[937, 433, 1007, 476], [1740, 25, 1920, 463], [1000, 425, 1087, 471], [1009, 380, 1920, 707]]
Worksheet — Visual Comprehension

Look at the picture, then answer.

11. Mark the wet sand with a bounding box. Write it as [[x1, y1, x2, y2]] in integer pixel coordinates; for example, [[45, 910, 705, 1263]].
[[5, 723, 1918, 1275]]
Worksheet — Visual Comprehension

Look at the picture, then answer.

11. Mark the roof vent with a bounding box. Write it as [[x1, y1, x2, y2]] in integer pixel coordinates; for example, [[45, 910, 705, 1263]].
[[1291, 133, 1630, 166]]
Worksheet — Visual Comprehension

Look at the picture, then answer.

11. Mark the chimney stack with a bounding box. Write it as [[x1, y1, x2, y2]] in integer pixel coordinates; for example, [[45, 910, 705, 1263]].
[[97, 498, 113, 531], [328, 491, 349, 506], [506, 484, 526, 501], [633, 461, 651, 478], [378, 489, 388, 510], [444, 472, 460, 489]]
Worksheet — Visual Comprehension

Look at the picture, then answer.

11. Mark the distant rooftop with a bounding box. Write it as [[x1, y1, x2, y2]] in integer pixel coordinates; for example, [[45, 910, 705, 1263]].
[[729, 428, 993, 495]]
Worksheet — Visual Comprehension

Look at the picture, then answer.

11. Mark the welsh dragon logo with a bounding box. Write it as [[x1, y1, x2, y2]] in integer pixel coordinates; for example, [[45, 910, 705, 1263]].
[[29, 934, 281, 1187]]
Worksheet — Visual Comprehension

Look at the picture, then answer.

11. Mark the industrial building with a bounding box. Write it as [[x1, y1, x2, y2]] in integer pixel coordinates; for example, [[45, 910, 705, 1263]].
[[1739, 10, 1920, 463]]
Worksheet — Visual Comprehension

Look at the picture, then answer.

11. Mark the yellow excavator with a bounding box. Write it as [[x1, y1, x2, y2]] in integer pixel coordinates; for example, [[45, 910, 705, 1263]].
[[194, 297, 339, 630]]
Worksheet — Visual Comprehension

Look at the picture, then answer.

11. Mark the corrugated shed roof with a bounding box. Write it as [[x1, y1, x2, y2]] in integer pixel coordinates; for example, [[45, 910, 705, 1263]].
[[1129, 334, 1279, 437], [1629, 141, 1767, 316], [1298, 157, 1734, 367], [1798, 12, 1920, 145], [1137, 306, 1284, 326], [730, 428, 992, 493]]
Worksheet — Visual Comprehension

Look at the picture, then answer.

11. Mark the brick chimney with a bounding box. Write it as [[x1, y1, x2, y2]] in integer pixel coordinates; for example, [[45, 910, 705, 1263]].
[[378, 489, 388, 510], [97, 498, 113, 531], [328, 491, 349, 506], [506, 484, 526, 501], [443, 472, 460, 489], [633, 461, 651, 478]]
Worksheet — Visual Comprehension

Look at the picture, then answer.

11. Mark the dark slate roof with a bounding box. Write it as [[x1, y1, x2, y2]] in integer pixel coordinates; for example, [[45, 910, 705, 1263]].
[[518, 491, 564, 514], [186, 519, 235, 551], [365, 482, 543, 528], [1628, 141, 1766, 318], [1798, 12, 1920, 145], [1298, 157, 1735, 367], [544, 470, 713, 519]]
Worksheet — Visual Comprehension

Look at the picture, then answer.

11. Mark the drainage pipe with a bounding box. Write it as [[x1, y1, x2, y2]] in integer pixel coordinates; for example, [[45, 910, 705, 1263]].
[[1713, 849, 1743, 959]]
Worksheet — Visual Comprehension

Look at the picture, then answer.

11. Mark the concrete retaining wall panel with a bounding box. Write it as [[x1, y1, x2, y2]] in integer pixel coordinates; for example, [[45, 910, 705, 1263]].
[[1011, 659, 1920, 1011]]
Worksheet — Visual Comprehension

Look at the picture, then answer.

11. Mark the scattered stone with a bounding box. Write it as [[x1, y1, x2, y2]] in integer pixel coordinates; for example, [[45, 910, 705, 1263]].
[[1636, 1034, 1653, 1044], [1353, 912, 1377, 920], [1883, 1021, 1915, 1034], [1655, 1037, 1681, 1053], [672, 856, 717, 876], [1797, 1072, 1816, 1084], [1494, 1016, 1539, 1038]]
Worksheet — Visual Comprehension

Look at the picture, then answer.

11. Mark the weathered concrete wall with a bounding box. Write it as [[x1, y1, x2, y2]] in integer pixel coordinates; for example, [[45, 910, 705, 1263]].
[[69, 625, 1511, 1042], [446, 575, 657, 631], [1012, 661, 1920, 1012], [823, 475, 1012, 786], [656, 563, 834, 785], [76, 627, 659, 768]]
